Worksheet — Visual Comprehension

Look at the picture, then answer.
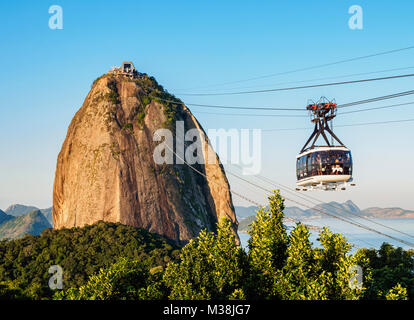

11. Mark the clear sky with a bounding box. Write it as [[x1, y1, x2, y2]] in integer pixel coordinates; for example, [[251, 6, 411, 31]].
[[1, 0, 414, 211]]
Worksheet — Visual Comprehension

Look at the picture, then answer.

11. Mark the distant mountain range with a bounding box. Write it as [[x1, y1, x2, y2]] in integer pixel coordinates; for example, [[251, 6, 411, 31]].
[[4, 204, 53, 224], [0, 205, 53, 240], [235, 200, 414, 220], [0, 210, 51, 240], [5, 204, 40, 216], [1, 200, 412, 239], [236, 200, 414, 233]]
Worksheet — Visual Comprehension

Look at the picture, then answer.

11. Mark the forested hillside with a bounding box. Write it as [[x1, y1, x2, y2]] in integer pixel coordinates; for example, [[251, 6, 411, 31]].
[[0, 192, 412, 300], [0, 221, 180, 299]]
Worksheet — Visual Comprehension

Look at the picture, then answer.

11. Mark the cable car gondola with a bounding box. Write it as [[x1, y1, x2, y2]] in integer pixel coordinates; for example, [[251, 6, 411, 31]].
[[296, 97, 355, 191]]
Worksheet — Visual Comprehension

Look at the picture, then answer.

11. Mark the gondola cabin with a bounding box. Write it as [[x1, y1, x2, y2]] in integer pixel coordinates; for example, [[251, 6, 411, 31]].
[[296, 146, 352, 188]]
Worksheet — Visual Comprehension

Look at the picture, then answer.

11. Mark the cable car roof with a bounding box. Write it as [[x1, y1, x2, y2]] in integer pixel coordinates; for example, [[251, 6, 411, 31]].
[[297, 146, 350, 158]]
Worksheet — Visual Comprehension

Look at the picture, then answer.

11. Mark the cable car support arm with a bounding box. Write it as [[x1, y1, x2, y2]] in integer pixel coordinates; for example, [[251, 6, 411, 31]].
[[300, 99, 345, 153]]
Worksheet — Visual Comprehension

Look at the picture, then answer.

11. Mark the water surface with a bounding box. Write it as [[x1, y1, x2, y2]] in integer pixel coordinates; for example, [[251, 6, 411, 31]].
[[239, 218, 414, 253]]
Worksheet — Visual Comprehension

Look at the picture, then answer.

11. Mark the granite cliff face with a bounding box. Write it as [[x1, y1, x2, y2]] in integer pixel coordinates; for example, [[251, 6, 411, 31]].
[[52, 72, 238, 244]]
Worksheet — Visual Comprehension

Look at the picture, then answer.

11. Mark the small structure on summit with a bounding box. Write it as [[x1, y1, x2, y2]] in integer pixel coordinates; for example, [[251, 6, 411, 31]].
[[109, 61, 138, 78], [121, 61, 135, 73]]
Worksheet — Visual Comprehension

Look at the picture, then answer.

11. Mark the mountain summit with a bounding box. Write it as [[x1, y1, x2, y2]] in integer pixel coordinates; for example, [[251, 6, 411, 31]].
[[5, 204, 39, 217], [52, 66, 238, 244], [0, 210, 51, 240]]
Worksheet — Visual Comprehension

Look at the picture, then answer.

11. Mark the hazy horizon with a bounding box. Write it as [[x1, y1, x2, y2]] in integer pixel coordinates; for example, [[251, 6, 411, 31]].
[[2, 198, 413, 214], [1, 1, 414, 210]]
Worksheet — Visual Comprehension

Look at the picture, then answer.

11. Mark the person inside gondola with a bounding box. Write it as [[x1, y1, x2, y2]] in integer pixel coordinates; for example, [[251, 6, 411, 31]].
[[317, 165, 322, 175], [332, 164, 343, 174]]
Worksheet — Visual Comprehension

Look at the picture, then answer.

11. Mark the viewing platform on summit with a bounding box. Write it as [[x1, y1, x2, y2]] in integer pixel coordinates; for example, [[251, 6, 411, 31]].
[[108, 61, 139, 79]]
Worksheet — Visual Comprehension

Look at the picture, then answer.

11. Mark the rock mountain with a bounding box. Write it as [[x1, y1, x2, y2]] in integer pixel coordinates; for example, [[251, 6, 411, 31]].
[[52, 70, 238, 244]]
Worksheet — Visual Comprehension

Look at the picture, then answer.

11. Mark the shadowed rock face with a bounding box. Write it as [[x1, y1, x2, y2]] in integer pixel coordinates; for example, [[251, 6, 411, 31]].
[[52, 73, 238, 244]]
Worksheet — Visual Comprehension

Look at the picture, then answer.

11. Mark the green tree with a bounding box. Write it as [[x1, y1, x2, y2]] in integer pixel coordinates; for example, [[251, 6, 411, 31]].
[[54, 257, 165, 300], [163, 219, 247, 299], [247, 191, 288, 299], [357, 243, 414, 299], [246, 190, 367, 300], [276, 223, 328, 299], [313, 228, 367, 300], [0, 281, 28, 300], [386, 283, 408, 300]]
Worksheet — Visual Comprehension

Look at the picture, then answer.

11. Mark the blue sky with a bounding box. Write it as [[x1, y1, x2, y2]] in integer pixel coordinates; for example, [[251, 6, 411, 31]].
[[1, 0, 414, 211]]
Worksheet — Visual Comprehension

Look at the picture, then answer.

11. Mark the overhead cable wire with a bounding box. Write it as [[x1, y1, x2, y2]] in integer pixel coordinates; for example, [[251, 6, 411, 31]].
[[337, 90, 414, 108], [238, 167, 414, 240], [262, 118, 414, 132], [185, 66, 414, 93], [194, 101, 414, 118], [340, 101, 414, 115], [228, 165, 378, 249], [152, 130, 260, 208], [184, 103, 304, 111], [229, 164, 414, 239], [142, 83, 414, 112], [194, 111, 308, 117], [140, 86, 414, 131], [225, 170, 414, 248], [153, 128, 373, 248], [174, 74, 414, 96], [176, 45, 414, 91], [152, 119, 413, 247]]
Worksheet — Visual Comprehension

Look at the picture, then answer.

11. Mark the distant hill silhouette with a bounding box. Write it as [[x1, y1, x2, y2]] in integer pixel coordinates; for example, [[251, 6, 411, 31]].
[[0, 210, 52, 240], [0, 210, 13, 225], [235, 200, 414, 221], [1, 200, 412, 240], [4, 204, 53, 225], [5, 204, 39, 217]]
